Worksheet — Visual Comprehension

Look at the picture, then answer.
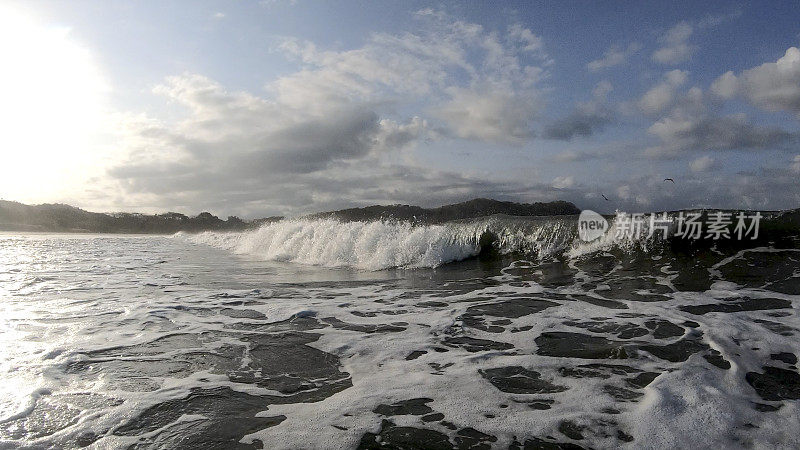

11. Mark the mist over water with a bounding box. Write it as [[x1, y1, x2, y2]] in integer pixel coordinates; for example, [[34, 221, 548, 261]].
[[1, 217, 799, 448]]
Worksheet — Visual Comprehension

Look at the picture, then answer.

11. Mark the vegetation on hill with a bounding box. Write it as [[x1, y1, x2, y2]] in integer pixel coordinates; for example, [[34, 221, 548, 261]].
[[310, 198, 581, 223], [0, 201, 261, 233], [0, 198, 581, 233]]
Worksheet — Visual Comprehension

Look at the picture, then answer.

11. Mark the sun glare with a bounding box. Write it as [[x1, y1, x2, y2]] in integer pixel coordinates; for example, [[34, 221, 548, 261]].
[[0, 6, 108, 203]]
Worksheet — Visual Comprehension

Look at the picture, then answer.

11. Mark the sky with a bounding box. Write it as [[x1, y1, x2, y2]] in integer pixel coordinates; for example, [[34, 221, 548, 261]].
[[1, 0, 799, 218]]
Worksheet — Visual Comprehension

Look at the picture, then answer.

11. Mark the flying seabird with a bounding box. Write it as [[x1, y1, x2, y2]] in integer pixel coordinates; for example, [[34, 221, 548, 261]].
[[664, 178, 675, 183]]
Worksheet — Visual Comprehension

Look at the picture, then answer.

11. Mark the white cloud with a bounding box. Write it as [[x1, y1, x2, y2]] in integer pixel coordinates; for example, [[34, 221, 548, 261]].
[[260, 0, 297, 6], [711, 47, 800, 117], [574, 166, 799, 213], [593, 80, 613, 98], [615, 184, 651, 205], [696, 10, 742, 28], [92, 12, 564, 215], [652, 22, 696, 65], [374, 116, 431, 154], [508, 24, 545, 54], [638, 70, 688, 114], [617, 185, 631, 200], [551, 176, 575, 189], [650, 12, 739, 67], [107, 74, 387, 211], [588, 42, 641, 72], [689, 155, 716, 172], [710, 70, 737, 98], [646, 114, 790, 157], [435, 84, 540, 144], [551, 149, 601, 163], [543, 81, 614, 140], [275, 11, 549, 144]]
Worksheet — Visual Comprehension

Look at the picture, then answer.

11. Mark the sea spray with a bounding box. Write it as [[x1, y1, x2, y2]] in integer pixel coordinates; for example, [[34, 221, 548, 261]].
[[181, 210, 799, 270], [182, 216, 576, 270]]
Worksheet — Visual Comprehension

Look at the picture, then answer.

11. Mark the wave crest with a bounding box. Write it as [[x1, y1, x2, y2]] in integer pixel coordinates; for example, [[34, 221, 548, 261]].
[[182, 217, 574, 270], [180, 210, 799, 270]]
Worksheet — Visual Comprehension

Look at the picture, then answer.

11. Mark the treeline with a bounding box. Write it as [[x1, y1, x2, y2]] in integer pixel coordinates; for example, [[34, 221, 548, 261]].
[[0, 201, 278, 234], [309, 198, 581, 223], [0, 198, 581, 234]]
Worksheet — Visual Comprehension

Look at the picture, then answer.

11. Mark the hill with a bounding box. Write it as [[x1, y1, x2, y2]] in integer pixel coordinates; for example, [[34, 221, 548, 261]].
[[0, 200, 259, 233], [0, 198, 581, 233], [308, 198, 581, 223]]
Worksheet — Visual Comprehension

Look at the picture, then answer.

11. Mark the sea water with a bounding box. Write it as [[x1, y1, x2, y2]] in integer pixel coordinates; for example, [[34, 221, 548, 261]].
[[0, 217, 798, 449]]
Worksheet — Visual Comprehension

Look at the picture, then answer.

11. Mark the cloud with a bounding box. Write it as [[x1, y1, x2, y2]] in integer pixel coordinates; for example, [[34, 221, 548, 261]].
[[99, 12, 561, 216], [696, 10, 742, 28], [651, 12, 740, 66], [551, 150, 601, 163], [277, 11, 549, 143], [614, 184, 651, 206], [433, 85, 540, 144], [106, 73, 558, 217], [689, 155, 717, 172], [73, 8, 800, 216], [109, 75, 392, 212], [374, 116, 431, 154], [574, 166, 800, 213], [549, 139, 638, 163], [551, 175, 575, 189], [542, 111, 611, 140], [508, 24, 545, 54], [588, 42, 641, 72], [260, 0, 298, 6], [646, 115, 791, 157], [637, 66, 794, 158], [638, 70, 688, 114], [711, 47, 800, 117], [652, 22, 696, 65], [543, 81, 613, 140]]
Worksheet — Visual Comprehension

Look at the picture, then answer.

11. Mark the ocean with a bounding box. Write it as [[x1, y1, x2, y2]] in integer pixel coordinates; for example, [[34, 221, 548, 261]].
[[1, 213, 798, 449]]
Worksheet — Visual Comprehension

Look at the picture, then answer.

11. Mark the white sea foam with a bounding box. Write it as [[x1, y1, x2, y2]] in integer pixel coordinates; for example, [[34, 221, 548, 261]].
[[2, 232, 798, 449], [182, 217, 576, 270], [183, 213, 682, 271]]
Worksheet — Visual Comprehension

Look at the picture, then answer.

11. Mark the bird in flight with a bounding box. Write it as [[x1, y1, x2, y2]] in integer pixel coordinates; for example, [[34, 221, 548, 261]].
[[601, 194, 609, 201], [664, 178, 675, 183]]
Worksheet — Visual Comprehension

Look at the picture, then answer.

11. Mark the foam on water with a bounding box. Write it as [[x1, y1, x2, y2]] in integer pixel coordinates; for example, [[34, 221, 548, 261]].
[[183, 216, 576, 270], [182, 213, 707, 271], [1, 230, 798, 449], [186, 219, 484, 270]]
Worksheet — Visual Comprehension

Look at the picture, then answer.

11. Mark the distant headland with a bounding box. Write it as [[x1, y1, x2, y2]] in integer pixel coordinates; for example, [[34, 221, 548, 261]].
[[0, 198, 581, 234]]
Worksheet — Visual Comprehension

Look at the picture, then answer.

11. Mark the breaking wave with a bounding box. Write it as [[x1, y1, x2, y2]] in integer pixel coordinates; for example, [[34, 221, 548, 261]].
[[181, 216, 573, 270], [180, 210, 800, 270]]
